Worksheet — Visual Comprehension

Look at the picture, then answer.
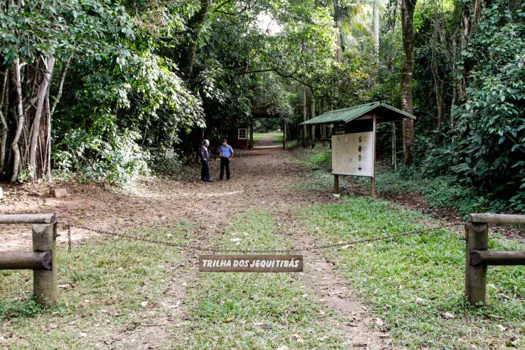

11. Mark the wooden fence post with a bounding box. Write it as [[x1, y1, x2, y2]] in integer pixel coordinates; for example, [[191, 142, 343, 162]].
[[465, 222, 488, 305], [32, 223, 57, 306]]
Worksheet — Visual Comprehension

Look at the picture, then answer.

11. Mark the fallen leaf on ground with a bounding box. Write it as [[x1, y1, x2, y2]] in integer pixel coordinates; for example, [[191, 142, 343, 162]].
[[440, 312, 456, 319]]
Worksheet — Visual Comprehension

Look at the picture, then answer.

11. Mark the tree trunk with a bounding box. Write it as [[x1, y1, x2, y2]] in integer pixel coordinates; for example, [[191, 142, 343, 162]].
[[302, 84, 308, 147], [373, 0, 380, 57], [431, 5, 445, 130], [29, 55, 55, 181], [333, 0, 343, 62], [400, 0, 416, 165], [311, 90, 316, 143], [459, 0, 482, 102], [392, 122, 397, 170], [10, 58, 24, 182], [178, 0, 211, 79], [0, 69, 8, 170]]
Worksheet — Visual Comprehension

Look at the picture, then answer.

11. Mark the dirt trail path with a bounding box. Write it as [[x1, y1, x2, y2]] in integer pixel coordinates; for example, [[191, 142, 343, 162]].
[[253, 133, 282, 148], [1, 145, 392, 349]]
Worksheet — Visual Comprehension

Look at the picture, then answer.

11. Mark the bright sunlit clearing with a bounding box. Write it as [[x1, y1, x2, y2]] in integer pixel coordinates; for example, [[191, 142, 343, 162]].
[[256, 12, 282, 35]]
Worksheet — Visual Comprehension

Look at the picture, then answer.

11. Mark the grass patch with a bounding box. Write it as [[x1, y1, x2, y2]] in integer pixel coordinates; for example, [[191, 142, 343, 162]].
[[173, 209, 346, 349], [294, 145, 331, 169], [298, 197, 525, 349], [0, 222, 191, 348], [253, 132, 283, 144], [272, 134, 284, 144]]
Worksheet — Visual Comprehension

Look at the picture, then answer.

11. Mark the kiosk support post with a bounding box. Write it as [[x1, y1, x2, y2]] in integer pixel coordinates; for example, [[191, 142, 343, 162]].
[[371, 115, 377, 198]]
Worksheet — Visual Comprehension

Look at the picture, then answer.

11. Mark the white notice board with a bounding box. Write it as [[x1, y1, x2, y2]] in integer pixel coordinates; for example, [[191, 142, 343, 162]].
[[332, 132, 375, 177]]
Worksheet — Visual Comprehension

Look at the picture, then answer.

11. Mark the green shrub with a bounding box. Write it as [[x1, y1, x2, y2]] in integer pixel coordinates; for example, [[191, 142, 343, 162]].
[[54, 128, 149, 186]]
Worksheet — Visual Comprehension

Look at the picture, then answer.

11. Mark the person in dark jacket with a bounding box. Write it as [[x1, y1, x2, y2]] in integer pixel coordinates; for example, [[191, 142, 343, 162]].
[[200, 139, 211, 182]]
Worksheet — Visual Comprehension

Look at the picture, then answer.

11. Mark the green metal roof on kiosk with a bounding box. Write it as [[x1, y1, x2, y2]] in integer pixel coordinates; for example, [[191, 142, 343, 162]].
[[300, 102, 416, 125]]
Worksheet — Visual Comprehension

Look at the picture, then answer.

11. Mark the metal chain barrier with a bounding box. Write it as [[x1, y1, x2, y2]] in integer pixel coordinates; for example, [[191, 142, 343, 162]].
[[210, 223, 462, 253], [60, 221, 462, 254], [60, 222, 208, 252]]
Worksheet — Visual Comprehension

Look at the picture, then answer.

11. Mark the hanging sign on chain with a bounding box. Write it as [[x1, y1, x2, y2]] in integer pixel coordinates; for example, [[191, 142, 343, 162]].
[[199, 255, 303, 272]]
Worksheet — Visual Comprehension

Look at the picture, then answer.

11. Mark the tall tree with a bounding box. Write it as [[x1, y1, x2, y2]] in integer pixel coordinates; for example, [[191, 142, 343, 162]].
[[178, 0, 212, 79], [373, 0, 380, 57], [400, 0, 416, 164]]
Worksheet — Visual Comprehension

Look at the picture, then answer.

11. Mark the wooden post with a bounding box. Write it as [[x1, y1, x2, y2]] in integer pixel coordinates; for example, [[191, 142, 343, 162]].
[[32, 223, 57, 306], [334, 174, 340, 194], [392, 122, 397, 171], [283, 121, 286, 150], [249, 118, 254, 149], [371, 115, 377, 198], [465, 222, 488, 305]]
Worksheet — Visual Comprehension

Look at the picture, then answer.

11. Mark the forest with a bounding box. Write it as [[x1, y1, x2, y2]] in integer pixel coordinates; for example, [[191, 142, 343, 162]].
[[0, 0, 524, 212]]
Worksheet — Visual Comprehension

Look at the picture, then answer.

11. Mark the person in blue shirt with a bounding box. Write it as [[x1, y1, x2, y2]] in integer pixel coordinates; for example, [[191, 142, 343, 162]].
[[219, 138, 234, 180], [200, 139, 211, 182]]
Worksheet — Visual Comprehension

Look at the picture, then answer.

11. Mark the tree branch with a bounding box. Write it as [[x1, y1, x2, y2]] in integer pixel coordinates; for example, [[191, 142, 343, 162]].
[[212, 0, 234, 13], [50, 56, 71, 118]]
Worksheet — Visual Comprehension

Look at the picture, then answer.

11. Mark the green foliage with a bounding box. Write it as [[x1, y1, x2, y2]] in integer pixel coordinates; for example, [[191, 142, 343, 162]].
[[304, 149, 332, 169], [0, 298, 42, 322], [375, 165, 488, 217], [0, 0, 135, 63], [45, 1, 205, 184], [147, 149, 184, 176], [54, 129, 149, 186], [453, 1, 525, 212]]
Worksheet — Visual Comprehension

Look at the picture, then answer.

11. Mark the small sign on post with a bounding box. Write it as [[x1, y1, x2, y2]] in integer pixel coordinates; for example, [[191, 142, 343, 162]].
[[199, 255, 303, 273]]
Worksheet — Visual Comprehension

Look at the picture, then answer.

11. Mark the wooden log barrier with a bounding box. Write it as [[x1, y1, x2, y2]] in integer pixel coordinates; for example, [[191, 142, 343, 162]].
[[469, 213, 525, 225], [0, 213, 56, 224], [470, 250, 525, 266], [465, 213, 525, 306], [0, 214, 57, 306], [0, 251, 52, 270]]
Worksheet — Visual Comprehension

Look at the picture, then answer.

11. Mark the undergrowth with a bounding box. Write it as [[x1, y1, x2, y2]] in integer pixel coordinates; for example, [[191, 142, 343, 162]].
[[295, 145, 491, 218]]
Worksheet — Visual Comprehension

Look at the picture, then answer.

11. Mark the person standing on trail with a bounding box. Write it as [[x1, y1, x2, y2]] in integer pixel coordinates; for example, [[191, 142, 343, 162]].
[[219, 138, 234, 180], [200, 139, 211, 182]]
